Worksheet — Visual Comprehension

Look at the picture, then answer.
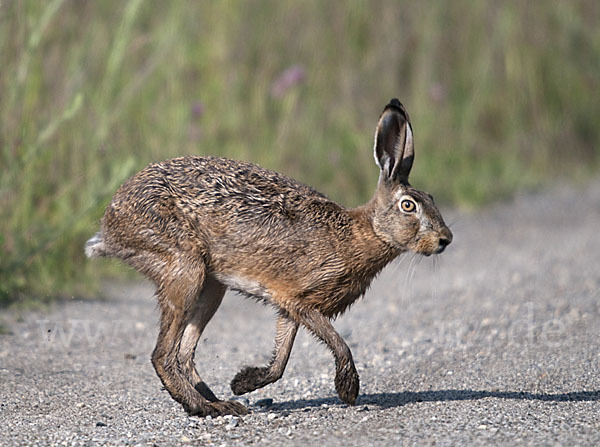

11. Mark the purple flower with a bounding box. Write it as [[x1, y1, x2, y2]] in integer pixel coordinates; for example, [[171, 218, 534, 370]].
[[191, 102, 205, 119], [429, 82, 446, 103], [271, 65, 306, 98]]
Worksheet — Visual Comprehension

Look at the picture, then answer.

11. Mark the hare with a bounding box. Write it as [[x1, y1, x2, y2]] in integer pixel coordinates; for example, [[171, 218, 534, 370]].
[[85, 99, 452, 417]]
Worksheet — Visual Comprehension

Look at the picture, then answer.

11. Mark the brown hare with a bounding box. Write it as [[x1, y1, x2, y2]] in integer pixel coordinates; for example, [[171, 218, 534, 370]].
[[85, 99, 452, 417]]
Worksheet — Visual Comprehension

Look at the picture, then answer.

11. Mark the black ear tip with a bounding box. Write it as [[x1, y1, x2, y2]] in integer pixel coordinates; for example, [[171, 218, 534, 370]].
[[384, 98, 410, 121], [386, 98, 406, 112]]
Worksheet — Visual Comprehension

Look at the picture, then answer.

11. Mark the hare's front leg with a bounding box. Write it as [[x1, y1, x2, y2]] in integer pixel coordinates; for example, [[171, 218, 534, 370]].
[[231, 314, 298, 395], [296, 309, 359, 405], [151, 265, 247, 417]]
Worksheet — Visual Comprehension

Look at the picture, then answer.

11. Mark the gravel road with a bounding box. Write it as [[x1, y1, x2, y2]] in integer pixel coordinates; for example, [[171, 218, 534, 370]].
[[1, 181, 599, 446]]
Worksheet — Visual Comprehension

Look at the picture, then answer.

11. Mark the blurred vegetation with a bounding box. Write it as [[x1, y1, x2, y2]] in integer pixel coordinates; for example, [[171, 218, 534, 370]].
[[1, 1, 599, 305]]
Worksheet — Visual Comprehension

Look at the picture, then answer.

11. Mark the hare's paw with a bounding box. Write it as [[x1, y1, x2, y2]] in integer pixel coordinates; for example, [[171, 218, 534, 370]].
[[335, 362, 359, 405], [215, 400, 249, 416], [187, 400, 249, 417], [231, 366, 270, 395]]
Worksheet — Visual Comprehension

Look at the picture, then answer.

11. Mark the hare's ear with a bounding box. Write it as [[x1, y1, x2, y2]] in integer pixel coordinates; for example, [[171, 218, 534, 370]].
[[373, 98, 414, 183]]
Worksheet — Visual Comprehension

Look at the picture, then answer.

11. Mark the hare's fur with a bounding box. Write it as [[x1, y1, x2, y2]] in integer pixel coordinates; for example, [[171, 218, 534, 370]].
[[86, 99, 452, 417]]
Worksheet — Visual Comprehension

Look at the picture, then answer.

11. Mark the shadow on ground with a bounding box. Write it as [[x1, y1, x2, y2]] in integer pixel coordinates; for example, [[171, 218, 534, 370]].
[[270, 389, 600, 412]]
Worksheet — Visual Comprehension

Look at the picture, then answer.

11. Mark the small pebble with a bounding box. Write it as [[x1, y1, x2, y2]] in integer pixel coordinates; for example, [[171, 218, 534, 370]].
[[95, 421, 107, 427], [226, 417, 240, 429], [278, 427, 292, 436]]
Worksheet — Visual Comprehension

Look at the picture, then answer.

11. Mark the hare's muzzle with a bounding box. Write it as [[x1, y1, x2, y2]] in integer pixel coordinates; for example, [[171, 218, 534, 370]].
[[434, 228, 453, 254]]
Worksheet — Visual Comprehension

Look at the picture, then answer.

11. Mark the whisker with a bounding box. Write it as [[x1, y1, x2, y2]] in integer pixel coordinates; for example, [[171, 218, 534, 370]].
[[408, 254, 420, 286], [390, 252, 411, 291], [400, 253, 418, 305], [447, 218, 461, 234], [430, 255, 439, 301], [391, 253, 409, 276], [447, 216, 462, 226], [404, 253, 421, 303]]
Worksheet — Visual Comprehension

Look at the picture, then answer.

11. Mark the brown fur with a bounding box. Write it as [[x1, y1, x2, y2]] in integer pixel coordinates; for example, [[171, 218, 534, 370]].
[[85, 99, 452, 416]]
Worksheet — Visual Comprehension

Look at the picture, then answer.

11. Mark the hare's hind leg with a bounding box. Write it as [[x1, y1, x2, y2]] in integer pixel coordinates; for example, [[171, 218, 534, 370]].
[[231, 314, 298, 395], [177, 275, 246, 414], [151, 262, 246, 417], [178, 276, 224, 402]]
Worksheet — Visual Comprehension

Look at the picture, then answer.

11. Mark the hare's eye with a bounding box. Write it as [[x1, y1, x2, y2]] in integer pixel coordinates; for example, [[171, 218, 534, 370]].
[[400, 199, 416, 213]]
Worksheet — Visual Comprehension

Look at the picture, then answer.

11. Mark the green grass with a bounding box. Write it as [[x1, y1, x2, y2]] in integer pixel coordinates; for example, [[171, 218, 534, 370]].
[[1, 1, 599, 305]]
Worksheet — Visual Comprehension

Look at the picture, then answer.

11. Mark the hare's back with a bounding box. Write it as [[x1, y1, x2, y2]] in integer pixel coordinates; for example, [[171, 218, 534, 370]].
[[104, 156, 334, 239], [159, 156, 328, 216]]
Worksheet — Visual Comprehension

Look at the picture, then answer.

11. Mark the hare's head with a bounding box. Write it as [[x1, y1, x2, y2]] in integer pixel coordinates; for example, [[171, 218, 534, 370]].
[[370, 99, 452, 256]]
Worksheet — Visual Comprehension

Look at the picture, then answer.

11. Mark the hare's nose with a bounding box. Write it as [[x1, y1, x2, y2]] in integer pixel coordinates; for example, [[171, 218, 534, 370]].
[[436, 236, 451, 254]]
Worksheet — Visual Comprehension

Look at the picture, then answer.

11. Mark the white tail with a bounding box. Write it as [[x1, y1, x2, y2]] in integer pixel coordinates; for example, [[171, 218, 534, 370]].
[[85, 232, 106, 258]]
